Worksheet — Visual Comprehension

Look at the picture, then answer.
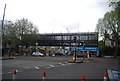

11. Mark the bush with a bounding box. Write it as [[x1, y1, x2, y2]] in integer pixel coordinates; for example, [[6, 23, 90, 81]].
[[100, 46, 120, 56]]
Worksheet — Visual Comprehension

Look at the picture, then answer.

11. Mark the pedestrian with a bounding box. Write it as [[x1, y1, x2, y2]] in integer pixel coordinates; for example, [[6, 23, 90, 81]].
[[82, 51, 85, 60]]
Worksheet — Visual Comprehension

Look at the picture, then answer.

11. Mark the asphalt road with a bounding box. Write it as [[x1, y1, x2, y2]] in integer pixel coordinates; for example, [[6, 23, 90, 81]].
[[2, 56, 119, 80]]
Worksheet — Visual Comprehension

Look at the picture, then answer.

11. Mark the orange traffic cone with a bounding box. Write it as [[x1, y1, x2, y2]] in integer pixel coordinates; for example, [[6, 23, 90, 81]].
[[82, 74, 85, 81], [103, 72, 108, 81], [42, 72, 46, 80]]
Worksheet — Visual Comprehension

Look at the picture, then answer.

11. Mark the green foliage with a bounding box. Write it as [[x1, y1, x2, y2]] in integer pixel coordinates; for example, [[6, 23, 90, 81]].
[[3, 18, 39, 48], [96, 11, 119, 41], [98, 40, 120, 56], [96, 1, 120, 57], [96, 1, 120, 41], [22, 34, 38, 46]]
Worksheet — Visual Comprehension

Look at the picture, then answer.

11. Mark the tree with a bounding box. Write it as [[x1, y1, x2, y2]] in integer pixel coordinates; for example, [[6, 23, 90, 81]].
[[96, 1, 120, 58], [14, 18, 38, 40], [2, 18, 39, 54]]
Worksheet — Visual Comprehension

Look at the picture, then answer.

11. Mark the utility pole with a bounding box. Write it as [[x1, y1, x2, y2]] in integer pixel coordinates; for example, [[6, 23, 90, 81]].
[[2, 4, 6, 37], [2, 4, 6, 57]]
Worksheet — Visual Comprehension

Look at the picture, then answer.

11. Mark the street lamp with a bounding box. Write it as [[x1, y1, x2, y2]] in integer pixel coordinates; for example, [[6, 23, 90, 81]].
[[2, 4, 6, 57], [2, 4, 6, 36]]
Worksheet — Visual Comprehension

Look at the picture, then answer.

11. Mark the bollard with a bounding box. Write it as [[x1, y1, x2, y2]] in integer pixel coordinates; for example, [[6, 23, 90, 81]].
[[72, 57, 75, 61], [87, 54, 90, 59], [103, 72, 108, 81], [82, 74, 85, 81], [42, 72, 46, 80], [12, 70, 17, 80]]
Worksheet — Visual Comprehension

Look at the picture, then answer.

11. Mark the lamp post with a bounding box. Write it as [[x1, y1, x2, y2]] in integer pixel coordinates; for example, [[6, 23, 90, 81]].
[[2, 4, 6, 57], [2, 4, 6, 36]]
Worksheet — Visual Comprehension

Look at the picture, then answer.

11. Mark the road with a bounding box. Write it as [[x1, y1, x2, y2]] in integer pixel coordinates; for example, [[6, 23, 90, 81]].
[[2, 56, 119, 80]]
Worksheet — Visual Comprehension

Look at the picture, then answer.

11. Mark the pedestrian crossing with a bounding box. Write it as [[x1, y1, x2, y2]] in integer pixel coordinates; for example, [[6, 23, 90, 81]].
[[35, 62, 74, 69], [44, 62, 74, 69], [2, 62, 74, 75]]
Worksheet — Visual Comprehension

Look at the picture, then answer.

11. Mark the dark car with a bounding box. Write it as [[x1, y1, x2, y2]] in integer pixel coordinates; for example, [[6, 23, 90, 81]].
[[41, 52, 46, 56], [55, 52, 63, 56]]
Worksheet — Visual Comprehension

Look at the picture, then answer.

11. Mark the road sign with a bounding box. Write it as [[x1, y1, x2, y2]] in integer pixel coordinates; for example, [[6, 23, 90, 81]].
[[107, 69, 120, 81]]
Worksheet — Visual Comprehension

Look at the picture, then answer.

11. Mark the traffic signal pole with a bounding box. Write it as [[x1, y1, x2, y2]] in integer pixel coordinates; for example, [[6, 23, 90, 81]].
[[73, 36, 77, 61], [74, 46, 76, 61]]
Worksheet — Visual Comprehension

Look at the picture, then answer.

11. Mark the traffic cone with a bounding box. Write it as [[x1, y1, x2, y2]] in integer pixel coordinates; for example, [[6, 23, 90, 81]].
[[82, 74, 85, 81], [42, 72, 46, 80], [12, 70, 17, 80], [103, 72, 108, 81]]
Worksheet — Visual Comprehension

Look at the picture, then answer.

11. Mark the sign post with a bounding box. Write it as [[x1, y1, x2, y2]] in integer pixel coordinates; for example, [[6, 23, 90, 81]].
[[74, 45, 77, 61], [107, 69, 120, 81]]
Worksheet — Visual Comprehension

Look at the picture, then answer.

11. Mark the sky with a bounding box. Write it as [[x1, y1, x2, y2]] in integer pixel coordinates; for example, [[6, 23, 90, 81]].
[[0, 0, 111, 34]]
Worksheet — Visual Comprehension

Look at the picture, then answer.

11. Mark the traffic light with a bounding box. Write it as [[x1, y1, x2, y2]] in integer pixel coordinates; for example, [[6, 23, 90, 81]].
[[73, 36, 77, 43]]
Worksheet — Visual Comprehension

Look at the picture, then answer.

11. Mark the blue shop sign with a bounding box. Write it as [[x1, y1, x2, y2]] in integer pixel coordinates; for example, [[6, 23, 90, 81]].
[[70, 47, 99, 51]]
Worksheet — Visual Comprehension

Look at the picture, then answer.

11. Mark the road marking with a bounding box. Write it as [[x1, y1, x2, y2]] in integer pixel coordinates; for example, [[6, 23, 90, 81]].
[[59, 63, 65, 65], [34, 67, 39, 69], [61, 64, 65, 66], [45, 67, 51, 68], [59, 63, 62, 64], [6, 70, 22, 74], [49, 65, 55, 67], [17, 70, 22, 72]]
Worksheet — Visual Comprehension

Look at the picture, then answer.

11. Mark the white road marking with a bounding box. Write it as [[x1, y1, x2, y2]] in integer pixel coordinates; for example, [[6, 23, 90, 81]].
[[16, 70, 18, 72], [6, 70, 22, 74], [58, 63, 65, 65], [34, 67, 39, 69], [17, 70, 22, 72], [49, 64, 55, 67], [59, 63, 65, 65], [59, 63, 62, 64]]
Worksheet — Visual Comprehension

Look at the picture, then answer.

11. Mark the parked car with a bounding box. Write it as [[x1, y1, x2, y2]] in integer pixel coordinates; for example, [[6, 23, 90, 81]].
[[40, 52, 46, 56], [55, 52, 63, 56], [32, 52, 44, 57]]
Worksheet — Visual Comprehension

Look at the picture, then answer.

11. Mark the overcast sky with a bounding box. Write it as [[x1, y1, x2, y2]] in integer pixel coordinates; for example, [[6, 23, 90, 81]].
[[0, 0, 111, 33]]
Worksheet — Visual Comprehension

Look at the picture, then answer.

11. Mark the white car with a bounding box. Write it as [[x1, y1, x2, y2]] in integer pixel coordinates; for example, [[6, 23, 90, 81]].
[[32, 52, 44, 57]]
